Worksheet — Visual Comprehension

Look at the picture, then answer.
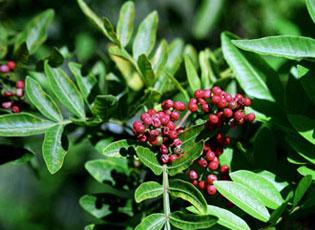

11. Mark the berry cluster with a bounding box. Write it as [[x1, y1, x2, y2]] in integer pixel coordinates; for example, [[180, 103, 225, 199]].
[[1, 80, 24, 113], [186, 87, 255, 196], [0, 60, 16, 73], [132, 100, 187, 164]]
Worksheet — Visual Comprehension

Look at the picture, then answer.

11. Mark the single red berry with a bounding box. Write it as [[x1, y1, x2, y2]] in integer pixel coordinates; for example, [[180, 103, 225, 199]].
[[142, 116, 152, 125], [147, 109, 156, 116], [203, 143, 211, 153], [188, 99, 198, 112], [162, 99, 174, 110], [2, 101, 12, 109], [173, 101, 186, 111], [141, 112, 150, 121], [198, 157, 208, 168], [169, 130, 178, 139], [133, 121, 145, 134], [223, 108, 233, 118], [235, 93, 243, 102], [203, 89, 211, 98], [152, 117, 162, 128], [137, 134, 147, 143], [216, 132, 224, 143], [160, 115, 170, 125], [214, 147, 223, 156], [169, 154, 177, 163], [234, 110, 244, 122], [16, 80, 25, 89], [170, 111, 180, 121], [207, 185, 217, 195], [192, 180, 198, 186], [160, 154, 169, 164], [220, 165, 229, 175], [11, 105, 20, 113], [208, 161, 219, 171], [151, 136, 163, 146], [243, 97, 252, 106], [217, 98, 227, 109], [225, 94, 233, 102], [212, 157, 219, 163], [167, 121, 176, 130], [0, 64, 10, 73], [7, 61, 16, 70], [207, 174, 217, 185], [172, 138, 182, 147], [194, 89, 204, 98], [201, 103, 209, 113], [198, 181, 206, 190], [224, 136, 231, 145], [212, 86, 222, 95], [208, 114, 219, 124], [246, 113, 255, 122], [150, 129, 160, 137], [228, 100, 237, 110], [211, 95, 220, 105], [189, 170, 198, 180], [205, 150, 215, 161], [160, 144, 168, 154], [3, 91, 13, 97]]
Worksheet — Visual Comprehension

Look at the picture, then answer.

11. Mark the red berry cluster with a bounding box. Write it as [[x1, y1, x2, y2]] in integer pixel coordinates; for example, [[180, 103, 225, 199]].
[[1, 80, 24, 113], [188, 86, 255, 127], [187, 87, 255, 196], [0, 61, 16, 73], [132, 100, 186, 164]]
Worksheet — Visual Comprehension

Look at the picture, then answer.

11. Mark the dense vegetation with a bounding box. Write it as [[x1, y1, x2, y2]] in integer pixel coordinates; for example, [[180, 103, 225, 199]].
[[0, 0, 314, 229]]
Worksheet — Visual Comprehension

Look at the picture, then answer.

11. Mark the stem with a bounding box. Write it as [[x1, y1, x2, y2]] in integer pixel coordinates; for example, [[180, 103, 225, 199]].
[[162, 165, 171, 230], [176, 111, 191, 129]]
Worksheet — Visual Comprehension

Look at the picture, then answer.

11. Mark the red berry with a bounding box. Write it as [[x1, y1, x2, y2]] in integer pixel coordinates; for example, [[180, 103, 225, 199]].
[[207, 185, 217, 195], [228, 100, 237, 110], [198, 157, 208, 168], [223, 108, 233, 118], [246, 113, 255, 122], [208, 114, 219, 124], [207, 174, 217, 185], [11, 105, 20, 113], [189, 170, 198, 180], [160, 145, 168, 154], [16, 80, 25, 89], [198, 180, 206, 190], [169, 154, 177, 163], [150, 129, 160, 137], [208, 161, 219, 171], [211, 95, 220, 105], [234, 110, 244, 121], [201, 103, 209, 113], [152, 117, 162, 128], [173, 101, 186, 111], [214, 147, 223, 156], [7, 61, 16, 70], [142, 116, 152, 125], [224, 136, 231, 145], [243, 98, 252, 106], [217, 98, 227, 109], [162, 99, 174, 110], [0, 64, 10, 73], [220, 165, 229, 175], [160, 154, 169, 164], [2, 101, 12, 109], [169, 130, 178, 139], [188, 99, 198, 112], [205, 150, 215, 161], [203, 89, 211, 98], [147, 109, 156, 116], [170, 111, 180, 121], [3, 91, 13, 97], [212, 86, 222, 95], [192, 180, 198, 186], [137, 134, 147, 143], [160, 115, 170, 125], [194, 89, 204, 98], [172, 138, 182, 147], [225, 94, 233, 102], [167, 121, 176, 130], [133, 121, 145, 134], [141, 112, 150, 121]]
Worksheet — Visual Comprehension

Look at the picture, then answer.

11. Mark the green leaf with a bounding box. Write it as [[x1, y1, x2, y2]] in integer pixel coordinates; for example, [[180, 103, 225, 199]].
[[293, 175, 313, 207], [164, 71, 190, 102], [117, 1, 135, 47], [256, 171, 289, 192], [214, 181, 270, 222], [42, 125, 66, 174], [0, 113, 55, 136], [221, 32, 274, 101], [199, 50, 214, 88], [137, 54, 155, 86], [45, 62, 85, 118], [85, 158, 129, 184], [184, 44, 199, 69], [187, 205, 250, 230], [14, 9, 54, 54], [269, 192, 293, 225], [230, 170, 284, 209], [166, 39, 184, 75], [77, 0, 117, 43], [192, 0, 224, 39], [135, 213, 166, 230], [135, 181, 163, 203], [25, 77, 63, 122], [103, 17, 120, 45], [169, 179, 207, 214], [91, 95, 118, 120], [168, 136, 204, 176], [68, 62, 97, 100], [151, 39, 168, 75], [232, 36, 315, 60], [135, 146, 163, 175], [288, 115, 315, 145], [79, 194, 111, 219], [48, 47, 64, 67], [286, 135, 315, 164], [297, 166, 315, 180], [102, 139, 136, 157], [169, 211, 218, 230], [133, 11, 158, 59], [298, 66, 315, 106], [306, 0, 315, 24], [184, 55, 201, 92]]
